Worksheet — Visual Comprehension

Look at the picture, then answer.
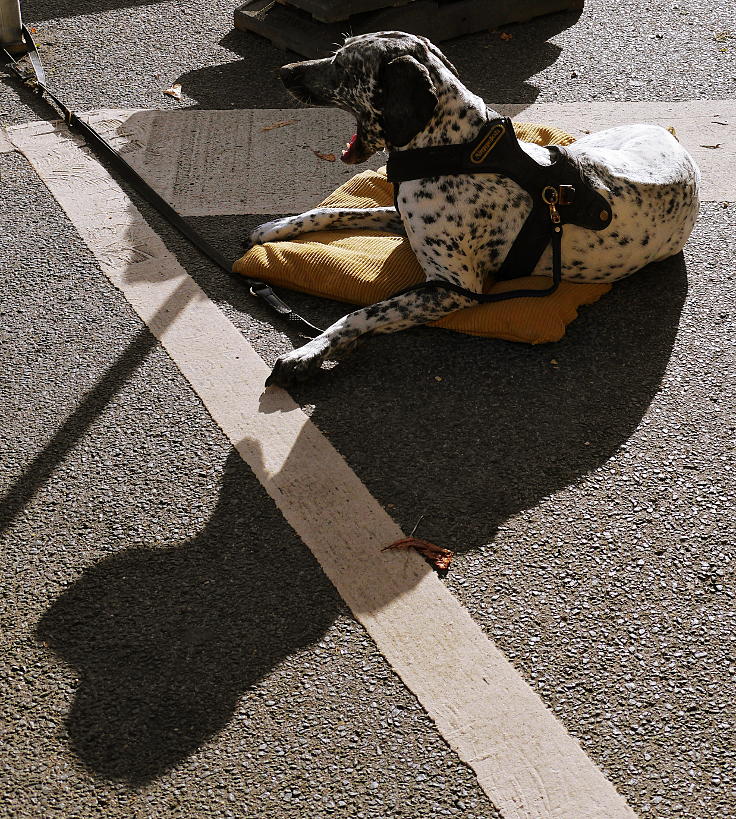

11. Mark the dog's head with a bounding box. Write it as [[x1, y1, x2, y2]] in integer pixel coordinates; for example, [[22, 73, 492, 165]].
[[279, 31, 459, 164]]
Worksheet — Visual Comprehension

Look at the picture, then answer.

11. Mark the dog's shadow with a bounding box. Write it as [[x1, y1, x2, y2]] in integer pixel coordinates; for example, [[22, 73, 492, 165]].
[[288, 253, 689, 550], [36, 451, 342, 785], [37, 253, 687, 786]]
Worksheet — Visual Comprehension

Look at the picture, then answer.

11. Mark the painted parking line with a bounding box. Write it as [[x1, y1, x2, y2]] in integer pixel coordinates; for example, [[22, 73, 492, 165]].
[[73, 106, 386, 215], [497, 99, 735, 203], [4, 116, 643, 819], [55, 100, 735, 219], [0, 125, 13, 154]]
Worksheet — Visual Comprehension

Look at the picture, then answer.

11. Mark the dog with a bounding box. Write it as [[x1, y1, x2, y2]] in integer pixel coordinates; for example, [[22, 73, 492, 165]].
[[247, 31, 700, 388]]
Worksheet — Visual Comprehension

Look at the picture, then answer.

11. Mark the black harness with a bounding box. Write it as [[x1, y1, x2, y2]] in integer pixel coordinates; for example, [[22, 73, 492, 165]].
[[385, 115, 613, 303]]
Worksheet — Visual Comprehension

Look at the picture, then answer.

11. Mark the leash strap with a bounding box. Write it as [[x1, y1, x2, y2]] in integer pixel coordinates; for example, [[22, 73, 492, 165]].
[[391, 223, 563, 304], [1, 32, 324, 338]]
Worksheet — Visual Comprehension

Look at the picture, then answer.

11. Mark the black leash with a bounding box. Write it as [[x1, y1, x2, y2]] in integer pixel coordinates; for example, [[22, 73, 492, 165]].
[[1, 28, 323, 338]]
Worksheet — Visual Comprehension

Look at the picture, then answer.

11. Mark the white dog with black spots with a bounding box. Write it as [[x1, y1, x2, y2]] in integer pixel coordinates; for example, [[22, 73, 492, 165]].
[[245, 31, 700, 388]]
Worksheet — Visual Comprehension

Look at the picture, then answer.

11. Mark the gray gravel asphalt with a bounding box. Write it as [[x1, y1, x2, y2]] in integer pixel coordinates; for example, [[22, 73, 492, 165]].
[[0, 147, 497, 819], [2, 1, 735, 818]]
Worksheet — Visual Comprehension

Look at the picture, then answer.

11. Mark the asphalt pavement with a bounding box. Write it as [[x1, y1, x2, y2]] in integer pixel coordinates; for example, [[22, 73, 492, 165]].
[[1, 1, 734, 818]]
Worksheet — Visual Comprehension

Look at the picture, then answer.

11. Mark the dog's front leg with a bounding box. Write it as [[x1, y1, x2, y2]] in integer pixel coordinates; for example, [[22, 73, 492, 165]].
[[265, 287, 475, 388], [245, 207, 405, 249]]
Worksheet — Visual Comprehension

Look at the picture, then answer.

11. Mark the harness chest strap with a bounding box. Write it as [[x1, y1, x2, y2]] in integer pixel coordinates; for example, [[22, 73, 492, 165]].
[[385, 116, 613, 300]]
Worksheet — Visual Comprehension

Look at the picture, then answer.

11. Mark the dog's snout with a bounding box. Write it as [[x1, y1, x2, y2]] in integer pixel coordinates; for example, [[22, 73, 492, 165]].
[[279, 62, 305, 88], [279, 61, 315, 103], [279, 59, 334, 106]]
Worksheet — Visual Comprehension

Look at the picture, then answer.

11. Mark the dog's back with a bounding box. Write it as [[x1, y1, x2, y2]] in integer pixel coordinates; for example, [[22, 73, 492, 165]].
[[547, 123, 700, 281]]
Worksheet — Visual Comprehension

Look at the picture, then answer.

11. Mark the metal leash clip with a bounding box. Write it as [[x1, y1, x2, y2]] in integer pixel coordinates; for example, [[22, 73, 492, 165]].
[[542, 185, 562, 226], [542, 184, 577, 228]]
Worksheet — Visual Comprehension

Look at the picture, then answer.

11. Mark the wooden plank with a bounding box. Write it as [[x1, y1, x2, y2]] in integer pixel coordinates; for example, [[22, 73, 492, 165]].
[[235, 0, 342, 55], [235, 0, 584, 58]]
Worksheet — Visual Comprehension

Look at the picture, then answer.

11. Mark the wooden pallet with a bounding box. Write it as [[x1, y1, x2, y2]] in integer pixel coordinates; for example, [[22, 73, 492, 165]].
[[234, 0, 584, 58], [285, 0, 417, 24]]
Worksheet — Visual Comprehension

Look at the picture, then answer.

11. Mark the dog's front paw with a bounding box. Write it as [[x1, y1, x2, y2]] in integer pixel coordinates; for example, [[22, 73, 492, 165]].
[[243, 217, 297, 250], [242, 224, 267, 251], [265, 342, 328, 388]]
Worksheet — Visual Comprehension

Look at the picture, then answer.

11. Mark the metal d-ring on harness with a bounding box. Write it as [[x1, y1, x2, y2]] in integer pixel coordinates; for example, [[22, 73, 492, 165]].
[[0, 27, 324, 338], [385, 114, 614, 304]]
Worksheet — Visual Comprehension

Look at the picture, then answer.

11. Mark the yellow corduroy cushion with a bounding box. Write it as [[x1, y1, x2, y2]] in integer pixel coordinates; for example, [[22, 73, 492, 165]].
[[233, 122, 612, 343]]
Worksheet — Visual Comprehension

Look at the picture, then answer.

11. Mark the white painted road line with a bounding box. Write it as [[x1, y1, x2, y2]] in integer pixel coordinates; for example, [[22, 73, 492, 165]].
[[71, 100, 735, 217], [8, 117, 641, 818], [496, 100, 735, 203], [0, 126, 14, 153], [79, 107, 386, 215]]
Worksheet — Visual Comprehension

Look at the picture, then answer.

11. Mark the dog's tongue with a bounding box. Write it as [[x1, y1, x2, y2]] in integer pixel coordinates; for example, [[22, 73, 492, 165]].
[[341, 133, 359, 163]]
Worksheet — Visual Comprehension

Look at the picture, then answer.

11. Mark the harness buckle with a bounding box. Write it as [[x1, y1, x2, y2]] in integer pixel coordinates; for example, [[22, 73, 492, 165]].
[[542, 184, 576, 224], [558, 184, 576, 205], [541, 186, 558, 205], [542, 186, 561, 224]]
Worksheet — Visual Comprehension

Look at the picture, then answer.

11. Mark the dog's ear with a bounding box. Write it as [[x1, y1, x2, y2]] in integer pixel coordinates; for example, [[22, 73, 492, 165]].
[[378, 55, 438, 148], [421, 37, 460, 77]]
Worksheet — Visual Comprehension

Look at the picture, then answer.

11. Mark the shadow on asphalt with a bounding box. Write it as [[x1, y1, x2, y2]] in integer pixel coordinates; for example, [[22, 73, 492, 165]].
[[36, 449, 340, 785], [20, 88, 687, 783], [17, 4, 688, 786], [282, 254, 689, 552], [171, 210, 689, 557], [0, 329, 155, 536], [176, 31, 298, 111], [33, 250, 687, 784], [438, 11, 578, 106], [177, 11, 579, 112]]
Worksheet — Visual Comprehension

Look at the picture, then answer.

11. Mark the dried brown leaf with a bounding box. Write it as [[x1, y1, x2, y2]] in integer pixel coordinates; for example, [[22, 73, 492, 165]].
[[261, 120, 296, 132], [311, 148, 336, 161], [163, 83, 182, 100], [382, 537, 454, 571]]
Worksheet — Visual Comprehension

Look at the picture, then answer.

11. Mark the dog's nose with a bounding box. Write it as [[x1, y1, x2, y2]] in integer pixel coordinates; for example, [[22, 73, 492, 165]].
[[279, 62, 305, 88]]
